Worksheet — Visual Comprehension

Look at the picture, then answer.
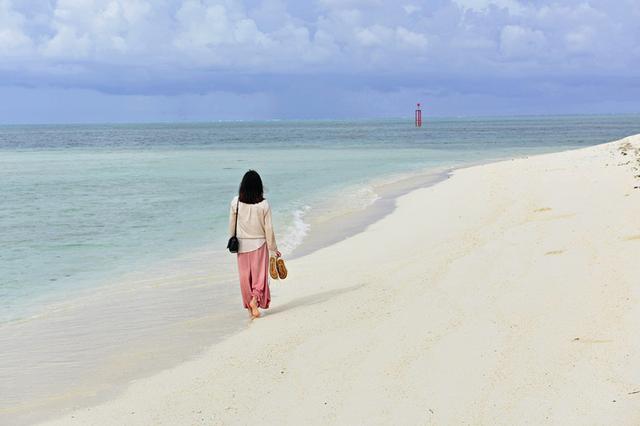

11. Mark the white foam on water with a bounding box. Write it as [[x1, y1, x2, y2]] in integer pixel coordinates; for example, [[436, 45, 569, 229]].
[[274, 183, 382, 259], [278, 205, 311, 256], [307, 182, 381, 225]]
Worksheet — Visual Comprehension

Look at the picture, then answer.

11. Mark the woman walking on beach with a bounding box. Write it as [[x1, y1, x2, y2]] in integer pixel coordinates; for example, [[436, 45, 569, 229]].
[[229, 170, 280, 319]]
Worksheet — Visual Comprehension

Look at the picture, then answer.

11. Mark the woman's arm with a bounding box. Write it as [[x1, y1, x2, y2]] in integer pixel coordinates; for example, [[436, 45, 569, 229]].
[[228, 198, 237, 237], [264, 202, 278, 253]]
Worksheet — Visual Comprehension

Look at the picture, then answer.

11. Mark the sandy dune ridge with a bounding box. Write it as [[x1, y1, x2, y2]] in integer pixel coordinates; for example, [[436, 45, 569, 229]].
[[42, 135, 640, 425]]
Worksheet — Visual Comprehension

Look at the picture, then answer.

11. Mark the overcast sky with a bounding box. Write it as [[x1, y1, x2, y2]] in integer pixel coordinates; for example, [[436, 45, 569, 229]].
[[1, 0, 639, 123]]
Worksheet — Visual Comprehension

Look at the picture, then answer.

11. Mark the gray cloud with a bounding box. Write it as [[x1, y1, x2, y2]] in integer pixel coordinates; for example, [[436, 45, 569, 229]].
[[0, 0, 638, 121]]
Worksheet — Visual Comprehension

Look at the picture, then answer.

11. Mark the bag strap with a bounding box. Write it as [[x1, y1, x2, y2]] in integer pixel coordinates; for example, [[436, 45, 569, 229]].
[[233, 196, 240, 237]]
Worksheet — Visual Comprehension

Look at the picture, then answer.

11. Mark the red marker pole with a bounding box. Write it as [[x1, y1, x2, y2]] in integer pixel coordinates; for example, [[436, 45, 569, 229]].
[[415, 103, 422, 127]]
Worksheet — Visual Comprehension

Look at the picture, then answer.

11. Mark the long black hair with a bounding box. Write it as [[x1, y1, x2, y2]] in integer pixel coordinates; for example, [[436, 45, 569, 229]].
[[238, 170, 264, 204]]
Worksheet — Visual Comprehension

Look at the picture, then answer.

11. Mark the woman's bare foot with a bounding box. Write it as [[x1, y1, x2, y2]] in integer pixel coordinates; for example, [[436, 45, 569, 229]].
[[249, 297, 260, 318]]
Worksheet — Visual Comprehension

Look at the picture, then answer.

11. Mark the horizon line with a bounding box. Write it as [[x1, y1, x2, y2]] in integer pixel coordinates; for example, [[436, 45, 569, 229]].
[[1, 112, 639, 127]]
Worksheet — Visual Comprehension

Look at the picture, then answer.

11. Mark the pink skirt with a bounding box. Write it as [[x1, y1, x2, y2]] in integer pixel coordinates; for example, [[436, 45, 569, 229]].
[[236, 243, 271, 309]]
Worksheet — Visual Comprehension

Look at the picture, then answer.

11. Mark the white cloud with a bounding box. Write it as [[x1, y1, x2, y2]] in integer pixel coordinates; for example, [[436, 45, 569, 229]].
[[41, 25, 92, 58], [355, 25, 391, 47], [403, 4, 420, 15], [0, 0, 32, 56], [39, 0, 161, 59], [0, 0, 637, 90], [396, 26, 427, 49], [564, 26, 595, 54], [500, 25, 546, 58], [174, 2, 253, 49], [452, 0, 524, 14], [317, 0, 382, 8]]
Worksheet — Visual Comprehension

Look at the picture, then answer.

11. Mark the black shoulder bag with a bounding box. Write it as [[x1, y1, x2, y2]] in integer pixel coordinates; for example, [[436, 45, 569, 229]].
[[227, 198, 240, 253]]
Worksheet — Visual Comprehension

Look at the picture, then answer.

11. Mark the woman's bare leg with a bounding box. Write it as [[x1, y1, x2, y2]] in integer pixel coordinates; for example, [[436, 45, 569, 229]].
[[249, 296, 260, 318]]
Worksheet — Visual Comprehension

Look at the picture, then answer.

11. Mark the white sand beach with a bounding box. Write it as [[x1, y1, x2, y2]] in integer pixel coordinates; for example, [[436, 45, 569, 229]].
[[42, 136, 640, 425]]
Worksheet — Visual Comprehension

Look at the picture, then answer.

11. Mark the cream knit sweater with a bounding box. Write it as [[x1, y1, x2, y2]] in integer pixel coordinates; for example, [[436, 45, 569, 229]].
[[228, 196, 278, 253]]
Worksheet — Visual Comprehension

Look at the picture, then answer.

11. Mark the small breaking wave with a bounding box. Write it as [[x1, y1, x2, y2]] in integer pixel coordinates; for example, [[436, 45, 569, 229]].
[[279, 206, 311, 256]]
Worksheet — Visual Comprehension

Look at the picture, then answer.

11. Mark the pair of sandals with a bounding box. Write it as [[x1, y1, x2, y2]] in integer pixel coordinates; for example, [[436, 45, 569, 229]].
[[269, 256, 288, 280]]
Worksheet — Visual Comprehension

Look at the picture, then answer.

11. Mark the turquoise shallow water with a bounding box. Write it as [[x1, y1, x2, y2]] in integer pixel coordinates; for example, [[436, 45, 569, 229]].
[[1, 116, 640, 323]]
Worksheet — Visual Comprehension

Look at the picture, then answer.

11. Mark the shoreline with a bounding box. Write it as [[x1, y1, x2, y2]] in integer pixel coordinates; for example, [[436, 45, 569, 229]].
[[289, 167, 452, 259], [0, 158, 456, 426], [37, 134, 640, 425]]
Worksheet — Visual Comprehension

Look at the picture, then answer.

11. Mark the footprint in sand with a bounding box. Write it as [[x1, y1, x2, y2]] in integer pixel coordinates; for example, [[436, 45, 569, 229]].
[[545, 250, 564, 255]]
